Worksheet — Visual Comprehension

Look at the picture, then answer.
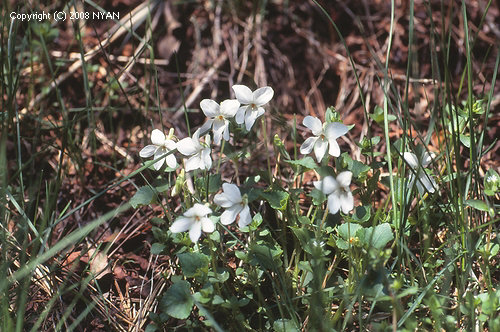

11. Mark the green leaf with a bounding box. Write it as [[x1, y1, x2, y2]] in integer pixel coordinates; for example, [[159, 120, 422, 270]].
[[337, 223, 363, 240], [178, 252, 209, 278], [309, 188, 326, 206], [160, 281, 194, 319], [249, 243, 283, 270], [260, 189, 289, 211], [150, 243, 166, 255], [360, 223, 394, 249], [130, 186, 156, 208], [460, 134, 470, 148], [286, 157, 318, 171], [273, 134, 291, 160], [352, 205, 371, 223], [273, 319, 299, 332], [290, 227, 315, 254], [465, 199, 489, 212]]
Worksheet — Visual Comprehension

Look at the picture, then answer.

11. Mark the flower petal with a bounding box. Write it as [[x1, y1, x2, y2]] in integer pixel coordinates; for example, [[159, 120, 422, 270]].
[[221, 206, 240, 225], [188, 222, 202, 242], [232, 85, 254, 105], [222, 183, 242, 203], [303, 116, 323, 135], [170, 217, 192, 233], [151, 129, 166, 146], [253, 86, 274, 106], [220, 99, 240, 117], [336, 171, 352, 188], [327, 194, 341, 214], [202, 147, 212, 170], [214, 193, 233, 208], [177, 137, 198, 156], [166, 154, 177, 169], [314, 176, 338, 195], [238, 205, 252, 228], [327, 139, 341, 157], [421, 151, 434, 167], [199, 119, 214, 136], [139, 145, 157, 158], [325, 122, 348, 139], [417, 173, 436, 194], [153, 149, 166, 170], [403, 152, 419, 169], [235, 106, 247, 124], [244, 109, 260, 130], [339, 191, 354, 214], [184, 155, 201, 172], [300, 136, 318, 155], [201, 217, 215, 233], [200, 99, 220, 118], [313, 138, 328, 162], [184, 203, 212, 218]]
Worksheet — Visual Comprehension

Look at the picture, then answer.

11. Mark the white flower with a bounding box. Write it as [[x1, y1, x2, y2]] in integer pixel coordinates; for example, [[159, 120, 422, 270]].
[[214, 183, 251, 228], [199, 99, 240, 145], [300, 116, 349, 162], [139, 129, 177, 170], [232, 85, 274, 130], [177, 129, 212, 172], [403, 151, 437, 195], [314, 171, 354, 214], [170, 203, 214, 243]]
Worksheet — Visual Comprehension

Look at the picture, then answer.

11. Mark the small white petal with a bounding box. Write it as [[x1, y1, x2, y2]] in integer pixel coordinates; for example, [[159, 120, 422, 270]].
[[199, 119, 214, 136], [184, 155, 201, 172], [303, 116, 323, 135], [221, 183, 242, 203], [313, 138, 328, 162], [339, 191, 354, 214], [253, 86, 274, 106], [154, 148, 168, 170], [336, 171, 352, 188], [325, 122, 348, 139], [221, 206, 241, 225], [421, 151, 434, 167], [244, 109, 260, 130], [177, 137, 198, 156], [201, 217, 215, 233], [151, 129, 166, 146], [214, 193, 233, 208], [166, 154, 177, 169], [238, 205, 252, 228], [222, 122, 230, 141], [232, 85, 254, 105], [190, 203, 212, 217], [189, 222, 202, 242], [139, 145, 157, 158], [327, 194, 341, 214], [327, 140, 341, 157], [300, 136, 319, 155], [235, 106, 247, 124], [201, 147, 212, 170], [165, 140, 177, 150], [170, 217, 192, 233], [200, 99, 220, 118], [314, 176, 338, 195], [220, 99, 240, 117], [404, 152, 419, 169], [417, 173, 436, 194]]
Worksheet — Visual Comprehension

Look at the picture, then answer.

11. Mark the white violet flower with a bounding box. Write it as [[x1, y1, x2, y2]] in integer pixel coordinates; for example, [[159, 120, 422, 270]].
[[314, 171, 354, 214], [199, 99, 240, 145], [214, 183, 252, 228], [232, 84, 274, 130], [177, 129, 212, 172], [403, 151, 437, 195], [300, 116, 349, 162], [139, 128, 177, 170], [169, 203, 214, 243]]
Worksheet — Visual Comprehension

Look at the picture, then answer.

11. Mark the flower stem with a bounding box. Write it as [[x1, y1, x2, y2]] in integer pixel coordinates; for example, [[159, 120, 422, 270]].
[[260, 117, 273, 183]]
